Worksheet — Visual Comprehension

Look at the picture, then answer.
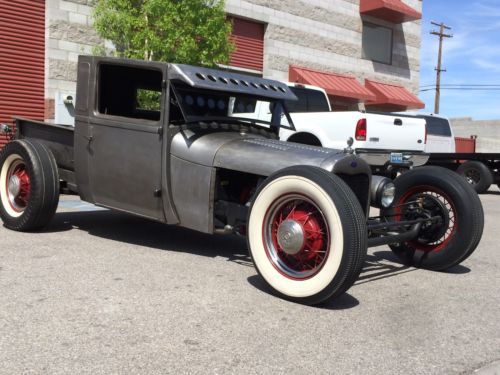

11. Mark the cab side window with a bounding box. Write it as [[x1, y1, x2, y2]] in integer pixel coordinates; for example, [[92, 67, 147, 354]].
[[286, 87, 330, 113], [424, 116, 452, 136], [97, 64, 162, 122]]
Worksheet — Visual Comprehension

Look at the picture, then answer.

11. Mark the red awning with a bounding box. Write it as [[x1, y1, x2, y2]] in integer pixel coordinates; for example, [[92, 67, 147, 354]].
[[365, 79, 425, 109], [360, 0, 421, 23], [289, 66, 376, 102]]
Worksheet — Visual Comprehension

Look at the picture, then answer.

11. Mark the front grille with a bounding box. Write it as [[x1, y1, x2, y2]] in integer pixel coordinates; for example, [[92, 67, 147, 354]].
[[337, 173, 370, 216]]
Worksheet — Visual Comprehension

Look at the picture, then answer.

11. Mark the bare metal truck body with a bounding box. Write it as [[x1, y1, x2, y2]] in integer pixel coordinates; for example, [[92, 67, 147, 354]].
[[16, 57, 370, 232], [0, 56, 484, 305]]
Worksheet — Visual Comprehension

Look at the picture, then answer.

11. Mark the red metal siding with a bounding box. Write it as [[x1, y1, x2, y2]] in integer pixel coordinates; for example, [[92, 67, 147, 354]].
[[365, 79, 425, 109], [289, 65, 376, 101], [360, 0, 421, 23], [228, 17, 264, 72], [0, 0, 45, 149]]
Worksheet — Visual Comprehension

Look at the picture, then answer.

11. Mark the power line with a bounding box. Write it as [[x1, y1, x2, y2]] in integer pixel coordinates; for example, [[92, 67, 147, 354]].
[[430, 21, 453, 114], [420, 87, 500, 92], [420, 84, 500, 88]]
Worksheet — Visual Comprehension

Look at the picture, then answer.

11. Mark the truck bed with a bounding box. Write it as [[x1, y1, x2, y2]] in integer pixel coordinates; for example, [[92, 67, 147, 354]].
[[15, 117, 77, 192]]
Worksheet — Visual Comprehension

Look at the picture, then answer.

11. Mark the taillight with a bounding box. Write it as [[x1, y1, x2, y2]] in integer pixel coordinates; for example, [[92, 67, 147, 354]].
[[424, 125, 428, 144], [355, 118, 367, 141]]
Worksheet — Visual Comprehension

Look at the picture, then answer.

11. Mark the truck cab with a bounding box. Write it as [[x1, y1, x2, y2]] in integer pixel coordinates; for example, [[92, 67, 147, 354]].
[[392, 112, 456, 153]]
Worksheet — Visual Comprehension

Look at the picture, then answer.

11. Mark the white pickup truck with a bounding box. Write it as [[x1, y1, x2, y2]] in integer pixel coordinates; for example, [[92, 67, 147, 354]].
[[240, 83, 428, 174]]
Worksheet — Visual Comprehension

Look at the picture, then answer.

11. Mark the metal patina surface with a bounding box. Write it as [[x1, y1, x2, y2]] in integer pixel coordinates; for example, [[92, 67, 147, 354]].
[[171, 129, 371, 177], [168, 63, 297, 101], [14, 55, 371, 233]]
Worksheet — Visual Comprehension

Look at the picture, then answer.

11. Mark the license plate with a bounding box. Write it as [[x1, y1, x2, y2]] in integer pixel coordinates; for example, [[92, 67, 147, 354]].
[[390, 152, 404, 164]]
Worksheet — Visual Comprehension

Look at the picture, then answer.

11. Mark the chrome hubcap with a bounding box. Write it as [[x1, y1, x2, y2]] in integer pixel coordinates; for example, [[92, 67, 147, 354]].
[[277, 219, 305, 255], [8, 174, 21, 197]]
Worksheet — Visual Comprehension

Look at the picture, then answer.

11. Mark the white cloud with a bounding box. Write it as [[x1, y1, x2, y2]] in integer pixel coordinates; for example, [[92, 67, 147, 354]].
[[471, 1, 500, 18]]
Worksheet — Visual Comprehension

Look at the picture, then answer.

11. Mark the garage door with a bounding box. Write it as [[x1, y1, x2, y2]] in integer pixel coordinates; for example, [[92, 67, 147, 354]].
[[0, 0, 45, 149], [228, 16, 264, 72]]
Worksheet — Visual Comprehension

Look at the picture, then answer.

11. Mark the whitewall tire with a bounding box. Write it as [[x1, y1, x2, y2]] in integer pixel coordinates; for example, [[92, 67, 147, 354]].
[[247, 166, 367, 305]]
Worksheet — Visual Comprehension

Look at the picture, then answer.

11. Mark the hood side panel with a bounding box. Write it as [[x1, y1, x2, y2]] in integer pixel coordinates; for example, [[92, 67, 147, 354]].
[[171, 130, 370, 177]]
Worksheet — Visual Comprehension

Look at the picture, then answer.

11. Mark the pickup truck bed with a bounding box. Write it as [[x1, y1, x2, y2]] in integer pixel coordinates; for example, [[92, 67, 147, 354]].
[[15, 118, 77, 192]]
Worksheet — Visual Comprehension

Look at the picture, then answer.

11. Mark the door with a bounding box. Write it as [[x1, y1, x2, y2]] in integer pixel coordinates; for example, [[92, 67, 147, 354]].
[[87, 62, 165, 220], [0, 0, 45, 150]]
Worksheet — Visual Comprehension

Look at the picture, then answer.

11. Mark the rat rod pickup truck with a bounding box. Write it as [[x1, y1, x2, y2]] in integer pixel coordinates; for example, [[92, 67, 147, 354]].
[[0, 56, 484, 305]]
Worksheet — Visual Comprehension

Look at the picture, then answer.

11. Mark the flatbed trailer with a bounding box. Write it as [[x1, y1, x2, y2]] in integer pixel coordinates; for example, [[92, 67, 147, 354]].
[[427, 152, 500, 193]]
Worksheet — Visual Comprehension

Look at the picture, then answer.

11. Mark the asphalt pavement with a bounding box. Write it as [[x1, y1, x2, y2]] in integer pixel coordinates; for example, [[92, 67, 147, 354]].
[[1, 191, 499, 375]]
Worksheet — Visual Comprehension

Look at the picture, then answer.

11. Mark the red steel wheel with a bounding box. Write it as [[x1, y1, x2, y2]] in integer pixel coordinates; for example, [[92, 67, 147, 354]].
[[5, 156, 31, 214], [264, 194, 330, 279], [393, 186, 457, 253]]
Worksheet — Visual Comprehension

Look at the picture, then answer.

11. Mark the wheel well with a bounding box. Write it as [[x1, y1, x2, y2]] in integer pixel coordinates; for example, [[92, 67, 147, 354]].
[[214, 169, 264, 232], [287, 132, 322, 146]]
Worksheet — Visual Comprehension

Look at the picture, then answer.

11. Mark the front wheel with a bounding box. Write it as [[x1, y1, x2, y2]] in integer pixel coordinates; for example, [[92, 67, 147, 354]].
[[247, 166, 367, 305], [381, 166, 484, 271]]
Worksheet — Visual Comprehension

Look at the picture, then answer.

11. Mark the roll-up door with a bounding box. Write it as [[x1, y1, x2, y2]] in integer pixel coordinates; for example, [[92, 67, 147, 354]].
[[0, 0, 45, 149], [228, 16, 264, 72]]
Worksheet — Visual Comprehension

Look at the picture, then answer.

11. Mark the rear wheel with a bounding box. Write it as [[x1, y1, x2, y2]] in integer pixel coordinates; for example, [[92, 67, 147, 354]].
[[381, 166, 483, 271], [247, 166, 367, 305], [456, 161, 493, 193], [0, 140, 59, 231]]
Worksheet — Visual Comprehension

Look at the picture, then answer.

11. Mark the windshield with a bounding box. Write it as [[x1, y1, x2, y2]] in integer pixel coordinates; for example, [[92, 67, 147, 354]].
[[170, 83, 294, 129]]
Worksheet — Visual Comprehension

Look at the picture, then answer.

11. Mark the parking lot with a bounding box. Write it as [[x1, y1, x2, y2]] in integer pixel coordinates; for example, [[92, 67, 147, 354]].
[[1, 190, 499, 375]]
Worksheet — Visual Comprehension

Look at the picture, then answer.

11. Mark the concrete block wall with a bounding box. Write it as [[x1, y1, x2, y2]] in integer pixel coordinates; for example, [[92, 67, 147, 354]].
[[450, 117, 500, 153], [226, 0, 422, 94], [45, 0, 102, 122], [45, 0, 422, 121]]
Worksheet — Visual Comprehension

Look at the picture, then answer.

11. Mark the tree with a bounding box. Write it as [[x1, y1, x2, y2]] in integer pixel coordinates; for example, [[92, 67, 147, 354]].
[[92, 0, 234, 67]]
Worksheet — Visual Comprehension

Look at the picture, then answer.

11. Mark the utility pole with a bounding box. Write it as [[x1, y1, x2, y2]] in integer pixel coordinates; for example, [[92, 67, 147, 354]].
[[430, 21, 452, 114]]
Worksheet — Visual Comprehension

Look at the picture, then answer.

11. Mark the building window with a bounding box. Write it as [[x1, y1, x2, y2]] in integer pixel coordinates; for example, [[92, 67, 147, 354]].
[[227, 16, 265, 73], [362, 22, 393, 64]]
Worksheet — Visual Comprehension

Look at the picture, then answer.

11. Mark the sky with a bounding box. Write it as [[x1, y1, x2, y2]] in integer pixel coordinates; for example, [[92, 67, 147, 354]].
[[419, 0, 500, 120]]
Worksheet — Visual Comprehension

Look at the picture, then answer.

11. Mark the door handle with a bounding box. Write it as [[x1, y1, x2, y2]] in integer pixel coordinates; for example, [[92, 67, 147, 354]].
[[84, 135, 93, 146]]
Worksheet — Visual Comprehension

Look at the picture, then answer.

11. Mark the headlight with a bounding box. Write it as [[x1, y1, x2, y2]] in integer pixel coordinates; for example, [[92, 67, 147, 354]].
[[370, 175, 396, 208], [380, 183, 395, 208]]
